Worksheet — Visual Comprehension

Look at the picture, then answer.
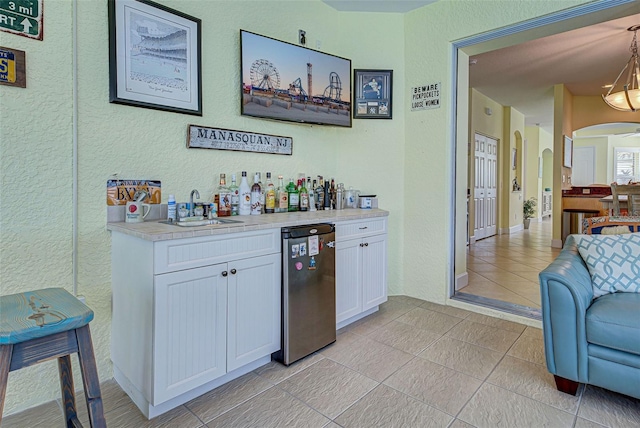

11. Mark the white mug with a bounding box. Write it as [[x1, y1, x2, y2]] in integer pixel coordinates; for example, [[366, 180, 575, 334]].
[[125, 201, 151, 223]]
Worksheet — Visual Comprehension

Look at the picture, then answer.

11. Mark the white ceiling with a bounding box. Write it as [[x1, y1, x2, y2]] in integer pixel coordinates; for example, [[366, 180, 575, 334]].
[[322, 0, 436, 13]]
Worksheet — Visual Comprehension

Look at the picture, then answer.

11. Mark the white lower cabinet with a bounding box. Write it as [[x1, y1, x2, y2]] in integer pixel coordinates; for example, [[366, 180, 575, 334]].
[[335, 218, 388, 327], [111, 229, 280, 418]]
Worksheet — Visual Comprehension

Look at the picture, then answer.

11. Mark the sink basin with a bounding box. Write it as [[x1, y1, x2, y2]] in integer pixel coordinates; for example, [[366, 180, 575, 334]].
[[159, 218, 244, 227]]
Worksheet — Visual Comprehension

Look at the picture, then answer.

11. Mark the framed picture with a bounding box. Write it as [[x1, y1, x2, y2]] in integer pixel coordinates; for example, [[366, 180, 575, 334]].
[[563, 135, 573, 168], [512, 148, 517, 170], [353, 69, 392, 119], [108, 0, 202, 115]]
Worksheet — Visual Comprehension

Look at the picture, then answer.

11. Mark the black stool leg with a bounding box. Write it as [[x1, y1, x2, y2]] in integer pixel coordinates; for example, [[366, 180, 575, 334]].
[[0, 345, 14, 425], [76, 325, 105, 428], [58, 354, 80, 427]]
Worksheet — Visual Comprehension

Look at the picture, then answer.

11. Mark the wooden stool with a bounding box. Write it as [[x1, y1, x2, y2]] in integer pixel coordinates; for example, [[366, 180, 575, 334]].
[[0, 288, 105, 427]]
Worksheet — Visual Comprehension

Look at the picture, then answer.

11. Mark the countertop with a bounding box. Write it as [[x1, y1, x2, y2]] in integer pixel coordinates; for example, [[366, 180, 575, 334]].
[[107, 208, 389, 242]]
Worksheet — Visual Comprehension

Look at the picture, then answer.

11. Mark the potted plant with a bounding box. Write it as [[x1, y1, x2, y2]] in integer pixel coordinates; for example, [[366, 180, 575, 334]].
[[523, 197, 537, 229]]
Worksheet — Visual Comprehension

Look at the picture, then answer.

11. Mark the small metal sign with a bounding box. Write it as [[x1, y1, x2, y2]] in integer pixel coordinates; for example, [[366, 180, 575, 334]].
[[188, 124, 293, 155], [0, 0, 42, 40], [411, 82, 441, 111], [0, 46, 25, 87]]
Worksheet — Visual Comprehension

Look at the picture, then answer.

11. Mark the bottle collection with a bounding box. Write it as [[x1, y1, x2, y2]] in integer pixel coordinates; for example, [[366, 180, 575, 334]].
[[203, 172, 353, 217]]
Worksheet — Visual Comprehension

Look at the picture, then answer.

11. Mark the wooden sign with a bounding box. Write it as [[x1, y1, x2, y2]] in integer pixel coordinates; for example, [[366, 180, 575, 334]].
[[0, 0, 43, 40], [188, 124, 293, 155], [411, 82, 441, 111], [0, 46, 25, 87]]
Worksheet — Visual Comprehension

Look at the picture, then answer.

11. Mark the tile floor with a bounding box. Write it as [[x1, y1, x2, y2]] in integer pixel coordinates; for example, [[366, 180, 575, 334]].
[[461, 217, 560, 310], [4, 295, 640, 427]]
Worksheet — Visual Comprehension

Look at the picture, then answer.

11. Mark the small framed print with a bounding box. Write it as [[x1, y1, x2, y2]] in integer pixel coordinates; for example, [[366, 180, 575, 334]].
[[353, 69, 392, 119]]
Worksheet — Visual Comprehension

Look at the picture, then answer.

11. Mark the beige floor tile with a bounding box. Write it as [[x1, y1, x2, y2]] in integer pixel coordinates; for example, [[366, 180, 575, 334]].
[[185, 372, 274, 423], [574, 417, 609, 428], [253, 353, 324, 384], [459, 281, 538, 308], [507, 333, 546, 366], [487, 356, 580, 414], [383, 357, 482, 416], [419, 301, 472, 319], [207, 387, 330, 428], [377, 299, 418, 318], [476, 271, 526, 283], [367, 320, 442, 355], [278, 358, 377, 419], [342, 311, 396, 336], [76, 378, 132, 425], [577, 386, 640, 428], [522, 325, 543, 339], [334, 384, 452, 428], [1, 400, 63, 428], [457, 383, 575, 427], [445, 320, 520, 353], [464, 312, 527, 334], [322, 422, 341, 428], [418, 336, 503, 380], [106, 402, 203, 428], [512, 271, 543, 282], [388, 295, 426, 307], [395, 307, 464, 335], [321, 335, 413, 382], [448, 419, 475, 428]]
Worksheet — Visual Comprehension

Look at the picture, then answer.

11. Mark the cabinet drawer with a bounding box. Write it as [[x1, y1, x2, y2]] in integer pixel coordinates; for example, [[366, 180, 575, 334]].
[[154, 228, 279, 274], [335, 218, 387, 241]]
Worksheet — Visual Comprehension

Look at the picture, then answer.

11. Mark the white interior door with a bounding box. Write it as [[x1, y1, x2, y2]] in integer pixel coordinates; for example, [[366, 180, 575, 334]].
[[573, 146, 595, 186], [473, 134, 498, 240]]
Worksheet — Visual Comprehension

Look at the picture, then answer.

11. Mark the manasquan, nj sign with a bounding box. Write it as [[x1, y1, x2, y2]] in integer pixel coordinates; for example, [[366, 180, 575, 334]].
[[187, 124, 292, 155]]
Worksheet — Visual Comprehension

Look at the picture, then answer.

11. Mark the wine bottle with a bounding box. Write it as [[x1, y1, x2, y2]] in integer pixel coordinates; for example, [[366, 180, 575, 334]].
[[250, 173, 262, 215], [300, 178, 309, 211], [265, 172, 275, 214], [229, 174, 239, 216], [217, 173, 231, 217], [239, 171, 251, 215], [276, 175, 288, 213], [287, 178, 299, 212]]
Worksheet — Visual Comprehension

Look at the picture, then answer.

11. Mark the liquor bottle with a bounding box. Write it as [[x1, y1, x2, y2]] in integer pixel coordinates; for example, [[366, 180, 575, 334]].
[[250, 173, 262, 215], [315, 177, 324, 210], [287, 178, 299, 212], [229, 174, 239, 216], [257, 172, 265, 213], [239, 171, 251, 215], [276, 175, 288, 213], [217, 173, 231, 217], [299, 178, 309, 211], [309, 180, 317, 212], [330, 178, 336, 209], [265, 172, 275, 214]]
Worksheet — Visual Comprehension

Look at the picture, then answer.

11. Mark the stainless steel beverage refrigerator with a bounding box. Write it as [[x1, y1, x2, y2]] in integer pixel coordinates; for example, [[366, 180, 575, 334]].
[[274, 223, 336, 365]]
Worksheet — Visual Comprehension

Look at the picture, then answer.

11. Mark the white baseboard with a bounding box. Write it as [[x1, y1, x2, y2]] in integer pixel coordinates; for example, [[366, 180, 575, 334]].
[[455, 272, 469, 291], [551, 238, 563, 248]]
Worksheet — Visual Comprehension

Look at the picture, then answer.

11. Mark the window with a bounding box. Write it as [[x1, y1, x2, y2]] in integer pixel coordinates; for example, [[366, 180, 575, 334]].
[[614, 147, 640, 184]]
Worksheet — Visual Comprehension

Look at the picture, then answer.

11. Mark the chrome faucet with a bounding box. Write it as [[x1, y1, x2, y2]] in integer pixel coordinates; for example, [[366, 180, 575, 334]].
[[190, 189, 200, 217]]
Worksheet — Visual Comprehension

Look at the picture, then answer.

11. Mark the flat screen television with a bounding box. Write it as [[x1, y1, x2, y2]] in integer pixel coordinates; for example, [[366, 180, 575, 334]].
[[241, 30, 352, 128]]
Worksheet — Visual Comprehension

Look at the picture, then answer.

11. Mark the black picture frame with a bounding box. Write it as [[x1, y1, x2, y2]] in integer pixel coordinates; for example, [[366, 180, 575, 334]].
[[108, 0, 202, 115], [353, 69, 392, 119]]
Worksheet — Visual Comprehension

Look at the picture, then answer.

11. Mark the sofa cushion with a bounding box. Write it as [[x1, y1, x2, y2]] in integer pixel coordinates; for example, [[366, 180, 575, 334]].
[[575, 233, 640, 297], [586, 293, 640, 356]]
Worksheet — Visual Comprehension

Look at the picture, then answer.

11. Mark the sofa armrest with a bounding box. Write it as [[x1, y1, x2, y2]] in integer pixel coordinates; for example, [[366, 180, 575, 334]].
[[539, 237, 593, 382]]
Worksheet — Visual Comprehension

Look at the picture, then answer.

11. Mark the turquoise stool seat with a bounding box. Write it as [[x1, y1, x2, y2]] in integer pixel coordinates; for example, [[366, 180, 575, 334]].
[[0, 288, 105, 427]]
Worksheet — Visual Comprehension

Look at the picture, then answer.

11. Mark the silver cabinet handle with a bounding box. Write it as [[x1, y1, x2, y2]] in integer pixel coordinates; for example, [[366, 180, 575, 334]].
[[222, 271, 228, 277], [231, 268, 237, 275]]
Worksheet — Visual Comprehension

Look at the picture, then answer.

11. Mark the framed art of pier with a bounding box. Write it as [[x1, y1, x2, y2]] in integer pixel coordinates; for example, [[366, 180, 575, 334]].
[[108, 0, 202, 115]]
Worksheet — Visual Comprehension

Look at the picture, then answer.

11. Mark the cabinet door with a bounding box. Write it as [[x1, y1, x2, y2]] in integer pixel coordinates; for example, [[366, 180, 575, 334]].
[[227, 253, 281, 372], [153, 264, 227, 405], [335, 238, 363, 324], [361, 233, 388, 311]]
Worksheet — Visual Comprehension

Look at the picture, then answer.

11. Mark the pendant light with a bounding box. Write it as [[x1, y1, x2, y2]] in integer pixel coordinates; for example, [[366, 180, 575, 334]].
[[603, 25, 640, 112]]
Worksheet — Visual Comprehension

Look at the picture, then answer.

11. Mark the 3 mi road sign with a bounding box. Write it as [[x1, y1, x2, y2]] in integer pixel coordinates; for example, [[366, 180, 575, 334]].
[[0, 0, 42, 40]]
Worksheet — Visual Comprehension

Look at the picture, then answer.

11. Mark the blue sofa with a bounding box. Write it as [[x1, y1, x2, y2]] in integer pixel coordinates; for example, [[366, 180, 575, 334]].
[[539, 235, 640, 399]]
